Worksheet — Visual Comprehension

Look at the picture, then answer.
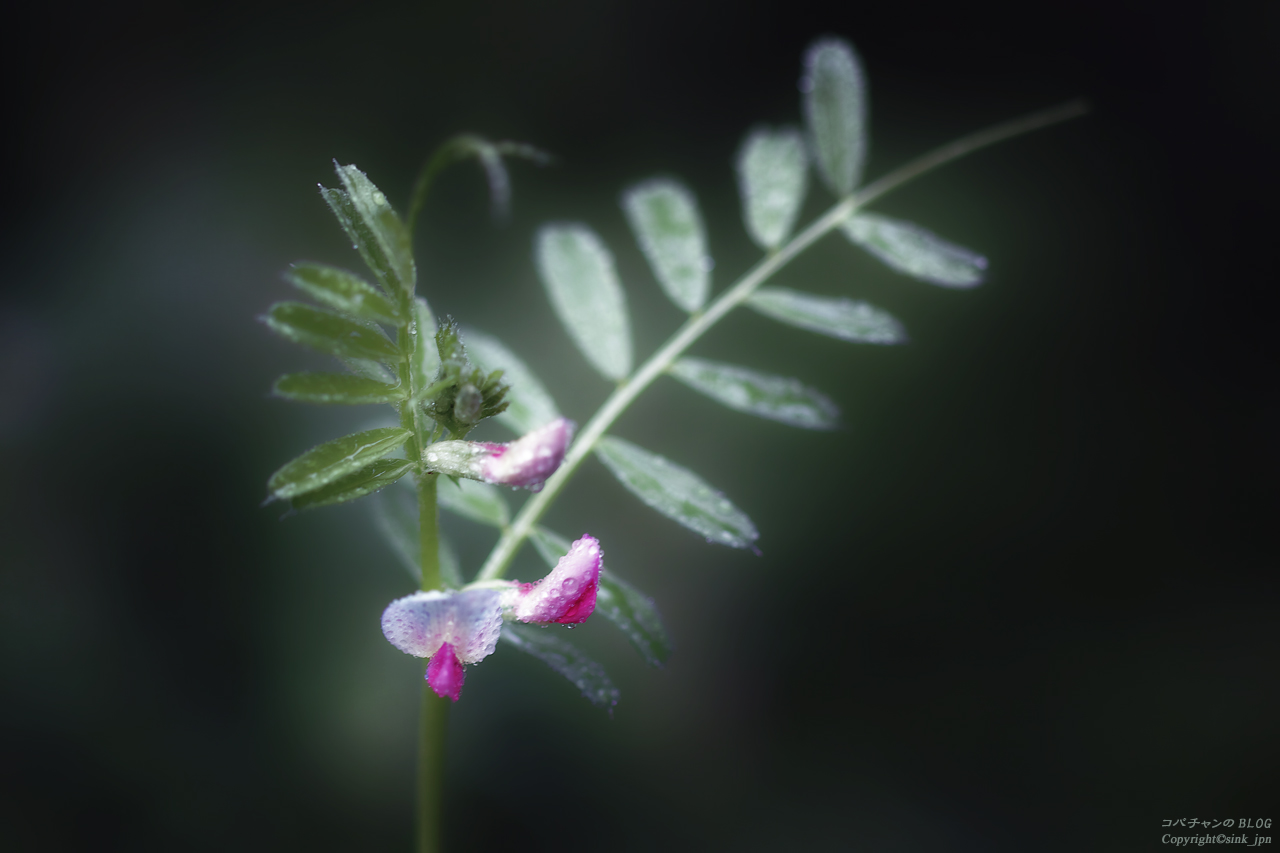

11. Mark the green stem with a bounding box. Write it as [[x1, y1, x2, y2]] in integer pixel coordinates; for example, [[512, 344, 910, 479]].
[[418, 473, 441, 591], [399, 294, 447, 851], [417, 685, 449, 853], [476, 98, 1088, 582]]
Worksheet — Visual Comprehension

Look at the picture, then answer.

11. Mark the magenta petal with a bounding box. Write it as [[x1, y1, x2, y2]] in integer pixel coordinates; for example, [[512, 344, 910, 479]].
[[426, 642, 466, 702], [513, 535, 603, 624]]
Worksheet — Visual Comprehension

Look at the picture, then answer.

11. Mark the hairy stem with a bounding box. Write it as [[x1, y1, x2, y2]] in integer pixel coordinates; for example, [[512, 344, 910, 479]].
[[476, 99, 1088, 581]]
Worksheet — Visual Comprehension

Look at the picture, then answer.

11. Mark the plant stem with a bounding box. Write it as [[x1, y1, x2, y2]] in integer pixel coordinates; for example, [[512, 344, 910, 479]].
[[418, 473, 441, 591], [476, 99, 1088, 582], [417, 686, 449, 853], [400, 298, 447, 851]]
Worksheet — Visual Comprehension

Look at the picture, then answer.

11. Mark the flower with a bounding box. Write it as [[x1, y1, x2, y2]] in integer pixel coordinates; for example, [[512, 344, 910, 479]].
[[422, 417, 574, 492], [381, 588, 505, 701], [381, 534, 604, 700]]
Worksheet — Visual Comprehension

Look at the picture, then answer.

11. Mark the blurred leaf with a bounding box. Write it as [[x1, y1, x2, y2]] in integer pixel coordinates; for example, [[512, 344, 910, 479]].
[[501, 622, 620, 709], [267, 427, 413, 502], [371, 486, 420, 579], [273, 372, 406, 405], [321, 164, 415, 297], [535, 224, 632, 381], [621, 178, 710, 312], [437, 476, 510, 527], [263, 302, 403, 362], [338, 356, 396, 384], [285, 263, 402, 324], [411, 297, 440, 392], [669, 357, 838, 430], [461, 327, 560, 433], [595, 437, 758, 549], [802, 37, 867, 196], [530, 527, 673, 667], [289, 458, 413, 511], [736, 126, 809, 250], [748, 287, 906, 344], [841, 213, 987, 287], [370, 486, 464, 587]]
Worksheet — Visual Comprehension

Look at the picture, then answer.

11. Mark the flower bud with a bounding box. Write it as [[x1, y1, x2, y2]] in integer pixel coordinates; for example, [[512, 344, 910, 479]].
[[453, 383, 483, 424], [422, 417, 574, 491]]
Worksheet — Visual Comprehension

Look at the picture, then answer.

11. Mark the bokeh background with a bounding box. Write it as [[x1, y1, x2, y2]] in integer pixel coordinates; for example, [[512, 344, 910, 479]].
[[2, 2, 1276, 850]]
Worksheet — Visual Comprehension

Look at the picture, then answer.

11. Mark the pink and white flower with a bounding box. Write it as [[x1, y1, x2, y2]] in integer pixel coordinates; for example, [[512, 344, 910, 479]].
[[381, 534, 604, 700], [422, 417, 574, 492]]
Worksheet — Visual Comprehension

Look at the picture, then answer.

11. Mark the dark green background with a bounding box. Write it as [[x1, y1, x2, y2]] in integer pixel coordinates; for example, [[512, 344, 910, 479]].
[[2, 2, 1275, 850]]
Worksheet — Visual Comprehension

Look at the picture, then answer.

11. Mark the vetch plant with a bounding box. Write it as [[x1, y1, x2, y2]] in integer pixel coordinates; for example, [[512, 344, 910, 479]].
[[261, 36, 1086, 852]]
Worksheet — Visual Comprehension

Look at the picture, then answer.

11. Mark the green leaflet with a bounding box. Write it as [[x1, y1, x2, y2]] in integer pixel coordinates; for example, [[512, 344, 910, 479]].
[[263, 302, 403, 362], [461, 327, 560, 434], [369, 486, 462, 588], [289, 458, 413, 511], [501, 622, 620, 709], [436, 477, 510, 528], [841, 213, 988, 288], [273, 372, 407, 405], [802, 37, 868, 197], [748, 287, 906, 344], [266, 427, 413, 502], [530, 527, 673, 668], [595, 436, 758, 549], [535, 224, 633, 381], [337, 356, 396, 384], [669, 357, 839, 430], [324, 163, 416, 297], [284, 263, 402, 324], [621, 178, 710, 313], [735, 126, 809, 250]]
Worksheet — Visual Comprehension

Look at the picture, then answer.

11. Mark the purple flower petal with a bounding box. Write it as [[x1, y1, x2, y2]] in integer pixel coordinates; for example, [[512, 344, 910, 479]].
[[512, 535, 602, 624], [426, 641, 466, 702]]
